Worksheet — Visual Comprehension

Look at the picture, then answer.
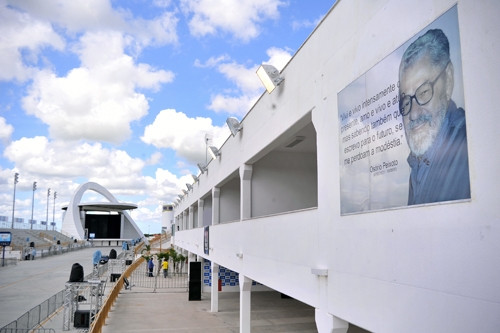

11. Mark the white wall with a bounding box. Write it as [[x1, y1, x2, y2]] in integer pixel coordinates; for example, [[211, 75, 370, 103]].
[[219, 177, 240, 223], [315, 0, 499, 332], [252, 150, 317, 217], [174, 0, 500, 332]]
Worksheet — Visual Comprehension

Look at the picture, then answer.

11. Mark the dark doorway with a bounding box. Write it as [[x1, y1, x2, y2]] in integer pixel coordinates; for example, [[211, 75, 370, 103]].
[[85, 213, 121, 238]]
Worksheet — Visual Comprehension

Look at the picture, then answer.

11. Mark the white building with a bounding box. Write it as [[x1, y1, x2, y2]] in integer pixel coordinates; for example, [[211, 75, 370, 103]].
[[171, 0, 500, 332]]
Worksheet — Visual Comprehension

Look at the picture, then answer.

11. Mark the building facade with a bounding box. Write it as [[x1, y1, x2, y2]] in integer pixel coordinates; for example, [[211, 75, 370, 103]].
[[172, 0, 500, 332]]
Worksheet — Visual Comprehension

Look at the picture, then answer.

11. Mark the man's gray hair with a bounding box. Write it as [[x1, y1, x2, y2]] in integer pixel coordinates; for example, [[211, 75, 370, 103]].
[[400, 29, 450, 72]]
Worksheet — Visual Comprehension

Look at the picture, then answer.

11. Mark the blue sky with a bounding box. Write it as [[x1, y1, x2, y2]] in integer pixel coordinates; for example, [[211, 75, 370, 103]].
[[0, 0, 334, 233]]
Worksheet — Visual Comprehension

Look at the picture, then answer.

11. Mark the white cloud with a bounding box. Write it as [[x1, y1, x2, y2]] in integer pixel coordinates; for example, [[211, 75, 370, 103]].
[[0, 117, 14, 144], [194, 54, 230, 68], [0, 136, 182, 210], [180, 0, 285, 42], [6, 0, 126, 33], [5, 0, 179, 54], [22, 32, 174, 144], [131, 11, 179, 48], [291, 14, 325, 31], [265, 46, 293, 70], [3, 137, 144, 180], [141, 109, 229, 164], [206, 47, 293, 116], [0, 3, 65, 82], [146, 152, 163, 166], [0, 139, 187, 225]]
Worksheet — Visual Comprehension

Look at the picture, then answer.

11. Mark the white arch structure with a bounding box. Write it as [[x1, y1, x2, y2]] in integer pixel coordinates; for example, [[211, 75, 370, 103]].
[[61, 182, 144, 240]]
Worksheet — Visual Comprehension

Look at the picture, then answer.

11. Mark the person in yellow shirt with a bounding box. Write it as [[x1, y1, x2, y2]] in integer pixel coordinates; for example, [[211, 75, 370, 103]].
[[162, 259, 169, 278]]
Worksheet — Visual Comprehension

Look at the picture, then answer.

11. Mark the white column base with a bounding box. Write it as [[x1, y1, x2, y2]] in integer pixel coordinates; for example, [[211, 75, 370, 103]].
[[239, 274, 252, 333], [315, 309, 349, 333], [210, 262, 219, 312]]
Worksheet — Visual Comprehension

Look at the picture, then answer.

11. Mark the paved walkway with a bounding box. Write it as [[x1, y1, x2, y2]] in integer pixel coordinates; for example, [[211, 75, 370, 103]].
[[101, 290, 317, 333]]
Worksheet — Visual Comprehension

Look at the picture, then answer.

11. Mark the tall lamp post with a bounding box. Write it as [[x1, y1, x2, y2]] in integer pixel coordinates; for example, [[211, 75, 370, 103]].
[[30, 181, 37, 230], [52, 191, 57, 231], [46, 188, 50, 231], [11, 173, 19, 229]]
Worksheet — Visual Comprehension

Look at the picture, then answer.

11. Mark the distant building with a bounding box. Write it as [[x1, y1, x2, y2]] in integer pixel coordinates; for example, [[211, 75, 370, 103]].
[[162, 204, 174, 235], [61, 182, 144, 241]]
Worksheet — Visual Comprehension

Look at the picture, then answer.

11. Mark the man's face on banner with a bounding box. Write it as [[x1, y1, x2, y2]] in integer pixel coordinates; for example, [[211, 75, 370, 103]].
[[399, 55, 453, 156]]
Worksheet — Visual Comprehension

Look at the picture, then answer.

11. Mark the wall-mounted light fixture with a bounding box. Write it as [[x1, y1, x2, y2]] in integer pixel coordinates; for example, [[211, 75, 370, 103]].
[[236, 252, 243, 259], [191, 174, 199, 182], [208, 146, 220, 159], [256, 64, 284, 93], [197, 162, 208, 174], [186, 183, 193, 191], [226, 117, 243, 136]]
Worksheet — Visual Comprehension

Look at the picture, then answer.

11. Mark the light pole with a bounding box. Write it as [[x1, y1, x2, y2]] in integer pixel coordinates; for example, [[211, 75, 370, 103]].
[[46, 188, 50, 231], [52, 191, 57, 230], [30, 181, 37, 230], [11, 173, 19, 229]]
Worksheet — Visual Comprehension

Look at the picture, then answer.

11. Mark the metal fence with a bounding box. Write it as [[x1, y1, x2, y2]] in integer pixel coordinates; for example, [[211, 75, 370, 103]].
[[0, 262, 108, 333], [129, 259, 188, 291], [0, 329, 55, 333], [0, 291, 63, 333]]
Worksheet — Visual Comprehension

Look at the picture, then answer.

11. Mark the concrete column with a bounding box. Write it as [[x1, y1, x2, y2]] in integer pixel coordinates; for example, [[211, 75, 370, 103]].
[[239, 274, 252, 333], [313, 269, 348, 333], [188, 206, 194, 229], [315, 311, 348, 333], [239, 164, 253, 220], [182, 211, 188, 230], [211, 261, 219, 312], [212, 187, 220, 225], [198, 199, 204, 228]]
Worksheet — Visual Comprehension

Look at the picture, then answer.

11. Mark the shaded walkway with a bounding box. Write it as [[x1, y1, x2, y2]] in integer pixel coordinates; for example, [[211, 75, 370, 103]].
[[102, 291, 317, 333]]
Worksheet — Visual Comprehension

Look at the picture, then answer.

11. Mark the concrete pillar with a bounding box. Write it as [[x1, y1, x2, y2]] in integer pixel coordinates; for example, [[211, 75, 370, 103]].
[[211, 261, 219, 312], [315, 311, 348, 333], [188, 206, 194, 229], [198, 199, 204, 228], [212, 187, 220, 225], [313, 268, 348, 333], [182, 211, 188, 230], [239, 274, 252, 333], [239, 164, 253, 220]]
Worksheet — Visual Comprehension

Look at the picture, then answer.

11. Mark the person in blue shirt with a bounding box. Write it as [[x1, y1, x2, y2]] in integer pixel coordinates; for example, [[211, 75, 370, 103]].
[[398, 29, 470, 205], [148, 258, 154, 277]]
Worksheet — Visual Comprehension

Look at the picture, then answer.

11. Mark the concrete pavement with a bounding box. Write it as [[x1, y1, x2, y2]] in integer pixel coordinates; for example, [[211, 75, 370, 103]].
[[101, 289, 317, 333]]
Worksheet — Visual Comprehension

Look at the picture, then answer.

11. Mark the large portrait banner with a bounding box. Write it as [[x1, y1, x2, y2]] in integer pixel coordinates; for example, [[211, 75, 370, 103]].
[[338, 6, 470, 215]]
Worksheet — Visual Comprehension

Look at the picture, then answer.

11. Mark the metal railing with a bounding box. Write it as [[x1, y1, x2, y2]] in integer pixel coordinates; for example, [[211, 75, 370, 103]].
[[89, 257, 145, 333], [0, 262, 108, 333], [0, 329, 55, 333], [0, 291, 63, 333], [130, 259, 188, 291]]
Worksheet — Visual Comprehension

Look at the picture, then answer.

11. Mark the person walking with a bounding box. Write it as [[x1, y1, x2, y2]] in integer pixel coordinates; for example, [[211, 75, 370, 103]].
[[148, 258, 154, 277], [162, 259, 169, 278]]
